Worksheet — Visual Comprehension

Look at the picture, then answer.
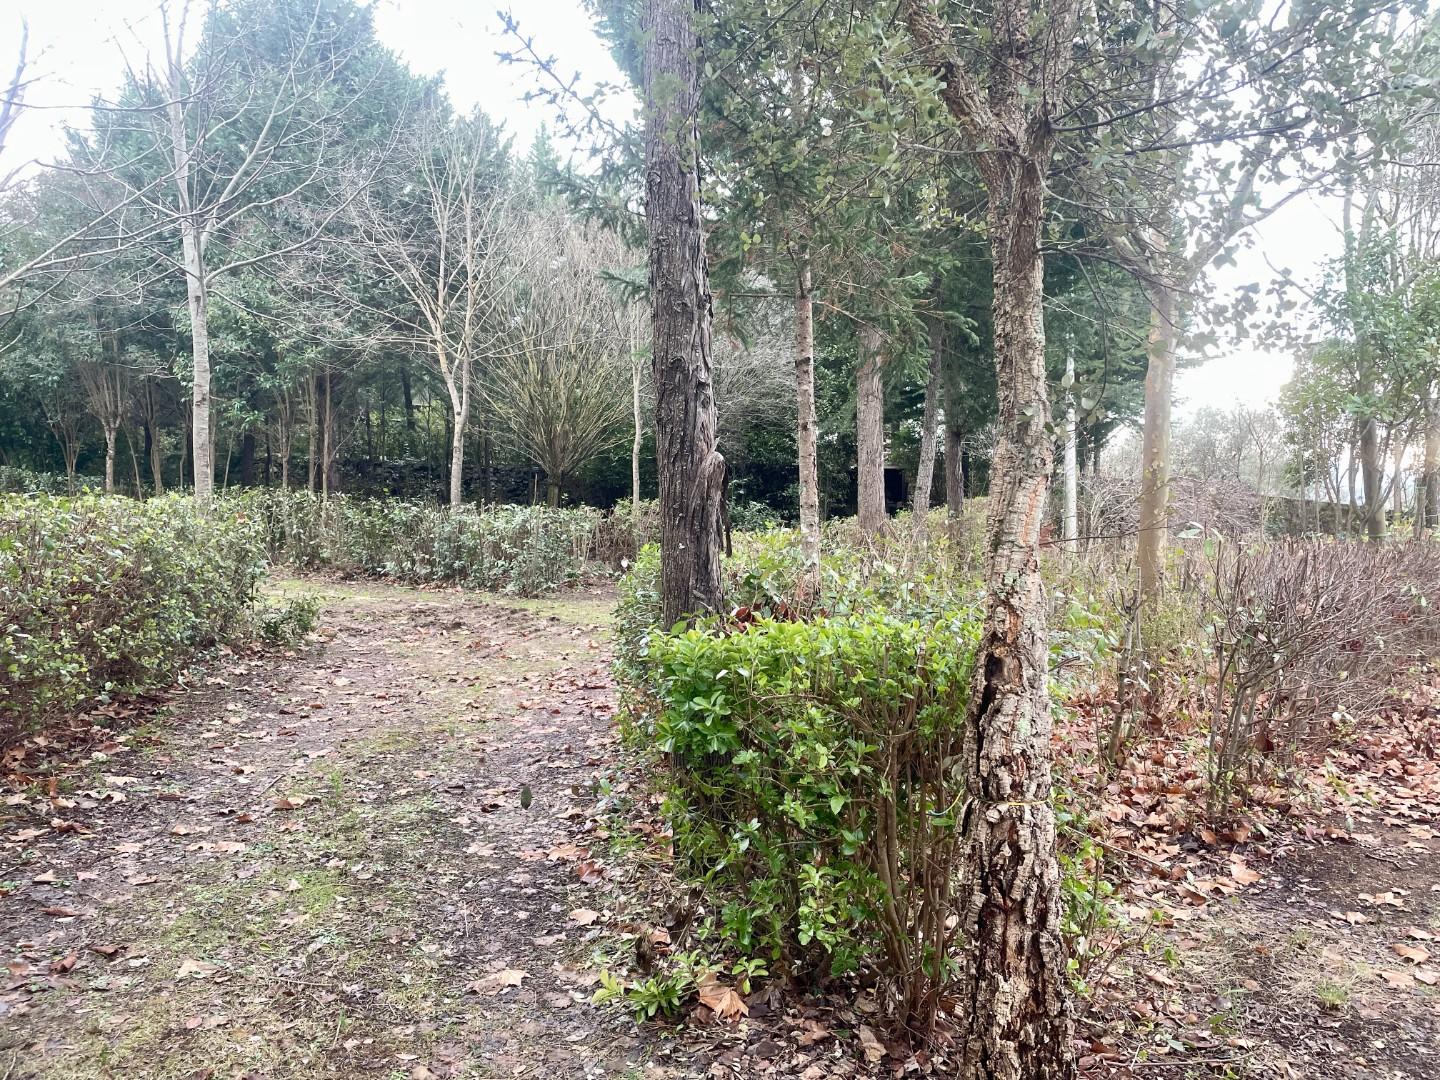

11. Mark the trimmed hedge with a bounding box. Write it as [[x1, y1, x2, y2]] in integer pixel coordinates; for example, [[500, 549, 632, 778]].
[[231, 490, 601, 596], [0, 494, 264, 741]]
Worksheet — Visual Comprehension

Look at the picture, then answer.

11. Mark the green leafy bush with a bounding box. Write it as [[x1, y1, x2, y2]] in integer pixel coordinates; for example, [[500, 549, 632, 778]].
[[255, 594, 323, 645], [231, 490, 600, 596], [0, 494, 264, 741], [0, 467, 100, 496], [646, 610, 980, 1030]]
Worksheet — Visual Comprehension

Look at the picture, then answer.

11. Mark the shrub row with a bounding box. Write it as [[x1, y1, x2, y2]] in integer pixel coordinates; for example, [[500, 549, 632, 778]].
[[0, 494, 264, 742], [0, 466, 99, 496], [231, 490, 602, 596]]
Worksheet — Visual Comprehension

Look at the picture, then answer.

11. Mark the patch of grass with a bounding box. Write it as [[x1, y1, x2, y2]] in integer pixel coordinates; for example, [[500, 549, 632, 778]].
[[1314, 979, 1349, 1009]]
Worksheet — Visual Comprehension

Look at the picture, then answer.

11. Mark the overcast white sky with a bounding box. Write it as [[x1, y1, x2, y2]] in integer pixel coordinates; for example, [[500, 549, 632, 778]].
[[5, 0, 1335, 419]]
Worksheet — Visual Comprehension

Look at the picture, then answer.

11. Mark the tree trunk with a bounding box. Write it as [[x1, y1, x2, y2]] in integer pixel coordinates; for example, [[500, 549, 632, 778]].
[[307, 374, 319, 494], [952, 156, 1074, 1080], [181, 222, 213, 503], [901, 1, 1078, 1069], [1421, 390, 1440, 535], [1391, 441, 1405, 520], [321, 372, 332, 501], [856, 323, 887, 538], [944, 343, 965, 533], [1063, 350, 1078, 549], [1360, 415, 1384, 540], [1137, 286, 1178, 601], [103, 425, 117, 494], [547, 477, 561, 507], [146, 417, 164, 496], [912, 315, 943, 543], [632, 356, 643, 513], [446, 350, 470, 508], [240, 430, 257, 487], [126, 426, 143, 497], [449, 399, 467, 507], [1346, 444, 1359, 536], [645, 0, 726, 627], [795, 257, 821, 572]]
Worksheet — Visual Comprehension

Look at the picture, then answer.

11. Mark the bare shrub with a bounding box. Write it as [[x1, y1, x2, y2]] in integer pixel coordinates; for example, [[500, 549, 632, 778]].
[[1201, 540, 1440, 817]]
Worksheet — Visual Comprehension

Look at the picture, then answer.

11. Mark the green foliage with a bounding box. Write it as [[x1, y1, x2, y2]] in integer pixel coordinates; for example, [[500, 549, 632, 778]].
[[0, 494, 264, 739], [642, 607, 979, 1025], [232, 490, 600, 596], [0, 467, 100, 495], [255, 594, 322, 645]]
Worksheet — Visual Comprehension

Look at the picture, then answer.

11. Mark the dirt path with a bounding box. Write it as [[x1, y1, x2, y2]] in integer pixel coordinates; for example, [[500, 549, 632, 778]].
[[6, 577, 1439, 1080], [1, 579, 676, 1080]]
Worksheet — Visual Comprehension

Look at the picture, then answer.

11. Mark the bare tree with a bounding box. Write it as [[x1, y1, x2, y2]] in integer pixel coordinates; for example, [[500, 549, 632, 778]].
[[76, 309, 132, 493], [70, 0, 376, 501], [484, 214, 637, 505], [319, 113, 527, 506], [0, 19, 30, 193]]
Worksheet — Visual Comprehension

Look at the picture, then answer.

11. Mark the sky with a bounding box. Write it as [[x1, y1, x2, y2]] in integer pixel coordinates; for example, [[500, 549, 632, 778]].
[[4, 0, 1337, 420]]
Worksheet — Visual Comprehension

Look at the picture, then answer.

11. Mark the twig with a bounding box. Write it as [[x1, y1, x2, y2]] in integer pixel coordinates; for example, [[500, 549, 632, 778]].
[[1062, 823, 1176, 877]]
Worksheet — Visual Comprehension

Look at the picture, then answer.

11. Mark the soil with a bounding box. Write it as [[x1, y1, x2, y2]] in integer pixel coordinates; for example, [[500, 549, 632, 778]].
[[3, 576, 1438, 1080], [1, 579, 678, 1080]]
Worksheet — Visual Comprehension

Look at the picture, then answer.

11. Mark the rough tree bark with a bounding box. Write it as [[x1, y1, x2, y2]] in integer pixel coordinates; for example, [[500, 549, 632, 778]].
[[795, 255, 821, 577], [911, 315, 943, 543], [1137, 287, 1178, 598], [903, 0, 1079, 1073], [1420, 390, 1439, 536], [1360, 413, 1384, 540], [856, 323, 888, 538], [1063, 350, 1078, 549], [645, 0, 726, 627], [944, 344, 966, 533]]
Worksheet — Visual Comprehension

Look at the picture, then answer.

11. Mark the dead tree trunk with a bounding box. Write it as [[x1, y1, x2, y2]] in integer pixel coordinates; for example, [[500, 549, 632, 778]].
[[645, 0, 726, 626]]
